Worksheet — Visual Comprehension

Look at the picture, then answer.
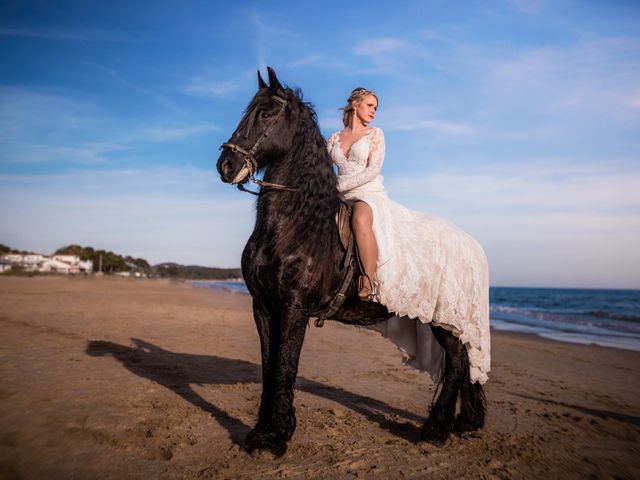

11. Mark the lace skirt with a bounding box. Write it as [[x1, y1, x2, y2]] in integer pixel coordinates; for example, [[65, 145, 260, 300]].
[[343, 177, 490, 384]]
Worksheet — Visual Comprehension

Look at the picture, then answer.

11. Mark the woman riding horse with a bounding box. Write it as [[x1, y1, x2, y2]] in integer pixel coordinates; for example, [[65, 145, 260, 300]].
[[216, 67, 489, 457]]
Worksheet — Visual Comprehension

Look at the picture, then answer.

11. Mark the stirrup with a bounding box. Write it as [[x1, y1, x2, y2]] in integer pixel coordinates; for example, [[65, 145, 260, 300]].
[[358, 274, 380, 302]]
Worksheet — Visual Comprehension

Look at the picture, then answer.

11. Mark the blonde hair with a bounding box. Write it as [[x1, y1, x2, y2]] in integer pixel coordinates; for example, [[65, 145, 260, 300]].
[[340, 87, 378, 127]]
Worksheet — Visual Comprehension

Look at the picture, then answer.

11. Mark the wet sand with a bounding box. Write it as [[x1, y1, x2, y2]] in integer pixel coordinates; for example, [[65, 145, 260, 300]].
[[0, 276, 638, 479]]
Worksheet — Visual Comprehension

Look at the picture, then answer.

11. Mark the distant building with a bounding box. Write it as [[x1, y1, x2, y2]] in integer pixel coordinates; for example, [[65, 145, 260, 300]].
[[23, 254, 45, 265], [40, 259, 79, 274], [52, 254, 79, 264], [0, 252, 92, 274], [3, 254, 24, 263], [0, 260, 12, 273]]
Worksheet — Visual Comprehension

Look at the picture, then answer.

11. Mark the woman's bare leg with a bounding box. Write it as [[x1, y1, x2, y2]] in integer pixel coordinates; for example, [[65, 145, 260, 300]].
[[352, 201, 378, 294]]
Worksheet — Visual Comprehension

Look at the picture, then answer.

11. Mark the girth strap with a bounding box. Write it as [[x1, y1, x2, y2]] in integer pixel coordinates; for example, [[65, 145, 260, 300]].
[[314, 233, 356, 327]]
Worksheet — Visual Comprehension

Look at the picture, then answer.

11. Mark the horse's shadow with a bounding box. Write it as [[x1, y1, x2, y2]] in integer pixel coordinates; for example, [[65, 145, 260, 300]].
[[86, 338, 425, 445]]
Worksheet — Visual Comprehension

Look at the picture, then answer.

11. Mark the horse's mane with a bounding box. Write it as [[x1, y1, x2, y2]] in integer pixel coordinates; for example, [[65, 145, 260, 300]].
[[270, 88, 340, 299]]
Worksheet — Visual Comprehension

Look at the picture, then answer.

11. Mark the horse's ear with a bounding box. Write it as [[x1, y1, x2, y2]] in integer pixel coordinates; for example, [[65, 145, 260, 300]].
[[267, 66, 283, 91], [257, 70, 267, 90]]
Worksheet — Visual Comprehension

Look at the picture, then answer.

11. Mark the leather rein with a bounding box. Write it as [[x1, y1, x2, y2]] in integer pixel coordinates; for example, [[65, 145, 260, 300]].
[[220, 95, 298, 196]]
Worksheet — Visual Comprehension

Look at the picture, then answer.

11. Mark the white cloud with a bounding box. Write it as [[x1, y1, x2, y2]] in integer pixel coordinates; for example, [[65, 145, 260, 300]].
[[8, 143, 127, 164], [0, 86, 100, 133], [144, 124, 217, 142], [388, 119, 473, 135], [486, 36, 640, 120], [318, 110, 343, 132], [0, 86, 216, 164], [353, 37, 407, 56], [286, 55, 321, 68], [184, 77, 240, 97], [377, 105, 474, 136], [0, 167, 255, 267]]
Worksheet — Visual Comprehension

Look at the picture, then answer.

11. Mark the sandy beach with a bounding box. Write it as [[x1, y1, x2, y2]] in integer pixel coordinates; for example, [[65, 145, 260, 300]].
[[0, 276, 638, 479]]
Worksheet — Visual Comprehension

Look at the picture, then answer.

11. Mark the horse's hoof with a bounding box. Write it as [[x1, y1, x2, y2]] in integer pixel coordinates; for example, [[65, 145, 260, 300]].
[[244, 429, 288, 458], [420, 422, 450, 447], [454, 415, 478, 435]]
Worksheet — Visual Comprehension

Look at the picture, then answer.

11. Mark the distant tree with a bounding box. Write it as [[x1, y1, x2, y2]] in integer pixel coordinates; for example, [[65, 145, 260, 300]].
[[152, 262, 242, 280], [134, 258, 150, 269], [55, 245, 150, 273], [0, 243, 10, 254]]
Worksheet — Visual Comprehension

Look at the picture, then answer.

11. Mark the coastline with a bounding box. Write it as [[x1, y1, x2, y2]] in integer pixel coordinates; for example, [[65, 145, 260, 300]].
[[0, 275, 638, 479], [194, 279, 640, 352]]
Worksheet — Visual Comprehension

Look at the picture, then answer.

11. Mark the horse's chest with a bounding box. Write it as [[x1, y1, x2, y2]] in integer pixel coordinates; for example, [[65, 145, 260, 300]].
[[242, 241, 277, 283]]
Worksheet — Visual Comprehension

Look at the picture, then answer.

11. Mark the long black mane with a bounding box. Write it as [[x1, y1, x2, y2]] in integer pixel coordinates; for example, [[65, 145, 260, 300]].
[[254, 87, 340, 299]]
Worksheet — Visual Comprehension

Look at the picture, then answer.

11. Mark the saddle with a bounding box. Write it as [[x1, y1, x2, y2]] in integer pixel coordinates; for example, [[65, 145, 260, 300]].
[[314, 200, 360, 327], [336, 200, 353, 252]]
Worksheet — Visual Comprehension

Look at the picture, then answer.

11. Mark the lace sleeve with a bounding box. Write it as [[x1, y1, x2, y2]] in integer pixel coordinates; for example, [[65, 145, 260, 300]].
[[326, 132, 338, 155], [337, 127, 385, 192]]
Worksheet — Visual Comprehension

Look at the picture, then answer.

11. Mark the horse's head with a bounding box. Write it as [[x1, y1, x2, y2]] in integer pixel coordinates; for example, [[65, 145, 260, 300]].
[[217, 67, 299, 185]]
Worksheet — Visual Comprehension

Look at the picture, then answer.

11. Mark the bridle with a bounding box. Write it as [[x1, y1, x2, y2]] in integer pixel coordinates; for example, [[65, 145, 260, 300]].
[[220, 94, 298, 196]]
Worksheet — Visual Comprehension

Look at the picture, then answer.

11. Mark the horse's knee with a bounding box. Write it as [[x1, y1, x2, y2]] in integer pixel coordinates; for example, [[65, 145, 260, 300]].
[[352, 202, 373, 231]]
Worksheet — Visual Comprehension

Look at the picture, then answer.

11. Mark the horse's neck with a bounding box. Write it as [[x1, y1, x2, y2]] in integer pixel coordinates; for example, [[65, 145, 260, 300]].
[[258, 120, 339, 223], [255, 126, 340, 254], [252, 109, 342, 296], [257, 154, 335, 219]]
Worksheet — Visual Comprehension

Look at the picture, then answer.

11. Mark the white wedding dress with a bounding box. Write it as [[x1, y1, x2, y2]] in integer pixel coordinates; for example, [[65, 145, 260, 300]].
[[327, 127, 490, 384]]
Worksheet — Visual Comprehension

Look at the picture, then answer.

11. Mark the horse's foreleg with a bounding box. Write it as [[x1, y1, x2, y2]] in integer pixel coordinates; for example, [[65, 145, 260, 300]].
[[250, 299, 275, 432], [421, 325, 468, 446], [245, 303, 307, 457]]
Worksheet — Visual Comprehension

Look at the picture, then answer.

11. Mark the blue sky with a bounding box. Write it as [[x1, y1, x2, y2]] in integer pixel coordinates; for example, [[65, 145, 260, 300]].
[[1, 0, 639, 288]]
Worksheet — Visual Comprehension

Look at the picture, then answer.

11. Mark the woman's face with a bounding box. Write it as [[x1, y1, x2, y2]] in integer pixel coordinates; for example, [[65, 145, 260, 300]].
[[354, 94, 378, 125]]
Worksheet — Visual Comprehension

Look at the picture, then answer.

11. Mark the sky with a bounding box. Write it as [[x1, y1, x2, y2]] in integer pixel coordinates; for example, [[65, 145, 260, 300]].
[[0, 0, 639, 289]]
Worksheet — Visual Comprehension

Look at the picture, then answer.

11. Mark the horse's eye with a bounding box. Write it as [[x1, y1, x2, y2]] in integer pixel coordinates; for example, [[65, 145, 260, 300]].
[[261, 112, 272, 119]]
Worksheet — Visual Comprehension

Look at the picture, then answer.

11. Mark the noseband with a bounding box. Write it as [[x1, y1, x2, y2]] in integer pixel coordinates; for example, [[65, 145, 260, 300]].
[[220, 95, 298, 195]]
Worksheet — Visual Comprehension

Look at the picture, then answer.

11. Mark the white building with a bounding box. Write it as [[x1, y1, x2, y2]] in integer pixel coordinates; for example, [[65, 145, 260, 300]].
[[0, 253, 92, 274], [40, 259, 79, 274], [23, 254, 45, 265], [53, 254, 80, 264], [0, 260, 12, 273]]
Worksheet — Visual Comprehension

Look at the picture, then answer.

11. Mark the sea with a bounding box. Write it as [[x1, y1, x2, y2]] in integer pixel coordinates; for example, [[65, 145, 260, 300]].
[[193, 281, 640, 352]]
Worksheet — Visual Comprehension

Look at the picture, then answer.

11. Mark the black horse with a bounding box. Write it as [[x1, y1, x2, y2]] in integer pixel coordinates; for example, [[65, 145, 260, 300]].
[[216, 67, 485, 457]]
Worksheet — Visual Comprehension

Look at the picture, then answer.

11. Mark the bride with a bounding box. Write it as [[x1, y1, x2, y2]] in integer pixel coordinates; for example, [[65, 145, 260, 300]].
[[326, 88, 491, 384]]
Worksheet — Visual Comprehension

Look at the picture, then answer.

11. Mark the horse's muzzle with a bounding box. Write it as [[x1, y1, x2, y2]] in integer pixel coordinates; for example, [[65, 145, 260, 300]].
[[217, 152, 237, 184]]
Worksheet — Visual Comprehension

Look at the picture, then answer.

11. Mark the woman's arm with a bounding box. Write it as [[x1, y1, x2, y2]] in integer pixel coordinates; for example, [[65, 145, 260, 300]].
[[337, 128, 385, 192]]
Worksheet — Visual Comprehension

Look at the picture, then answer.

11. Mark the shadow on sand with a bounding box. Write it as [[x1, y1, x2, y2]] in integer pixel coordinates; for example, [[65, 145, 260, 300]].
[[86, 338, 426, 446]]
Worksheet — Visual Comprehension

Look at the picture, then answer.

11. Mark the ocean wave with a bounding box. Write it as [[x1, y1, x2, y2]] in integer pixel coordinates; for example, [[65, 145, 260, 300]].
[[588, 310, 640, 322]]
